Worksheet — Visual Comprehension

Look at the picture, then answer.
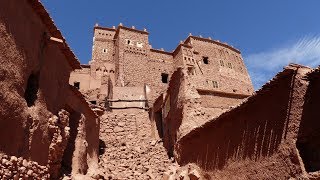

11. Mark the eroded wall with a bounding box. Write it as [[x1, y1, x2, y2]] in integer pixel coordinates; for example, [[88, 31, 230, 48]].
[[0, 0, 73, 165], [297, 70, 320, 174], [154, 68, 208, 156], [175, 66, 313, 179], [66, 86, 100, 177]]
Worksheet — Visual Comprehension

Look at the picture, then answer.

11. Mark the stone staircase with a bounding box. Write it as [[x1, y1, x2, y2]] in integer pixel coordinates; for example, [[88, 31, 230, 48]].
[[99, 109, 174, 179]]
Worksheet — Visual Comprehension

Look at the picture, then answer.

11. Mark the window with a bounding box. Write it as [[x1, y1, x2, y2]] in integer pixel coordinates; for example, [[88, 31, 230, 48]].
[[90, 100, 97, 105], [239, 67, 244, 73], [203, 57, 209, 64], [136, 42, 143, 48], [126, 39, 134, 46], [184, 57, 187, 60], [220, 60, 224, 67], [212, 81, 218, 88], [227, 62, 232, 69], [102, 48, 107, 53], [187, 67, 195, 75], [74, 82, 80, 89], [24, 72, 40, 107], [161, 73, 169, 83]]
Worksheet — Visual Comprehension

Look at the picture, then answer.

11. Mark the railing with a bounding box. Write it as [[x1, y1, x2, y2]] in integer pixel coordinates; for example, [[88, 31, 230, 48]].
[[105, 99, 149, 110]]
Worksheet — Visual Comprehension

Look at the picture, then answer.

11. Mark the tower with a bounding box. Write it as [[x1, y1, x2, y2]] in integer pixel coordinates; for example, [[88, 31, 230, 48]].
[[90, 25, 116, 89]]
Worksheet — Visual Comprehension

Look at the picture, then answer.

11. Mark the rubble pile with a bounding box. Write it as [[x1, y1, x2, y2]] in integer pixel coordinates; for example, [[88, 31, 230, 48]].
[[99, 109, 174, 179], [0, 154, 49, 179]]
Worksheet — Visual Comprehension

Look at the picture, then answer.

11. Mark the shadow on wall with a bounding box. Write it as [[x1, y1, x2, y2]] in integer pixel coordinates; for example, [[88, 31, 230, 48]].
[[61, 106, 82, 174], [176, 70, 295, 171], [163, 69, 184, 157], [99, 139, 106, 156], [297, 74, 320, 173]]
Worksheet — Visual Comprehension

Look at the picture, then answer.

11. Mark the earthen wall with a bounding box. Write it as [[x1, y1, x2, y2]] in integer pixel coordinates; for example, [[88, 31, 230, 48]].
[[0, 0, 74, 165], [297, 70, 320, 174], [66, 86, 100, 176], [99, 109, 173, 179], [175, 67, 315, 179]]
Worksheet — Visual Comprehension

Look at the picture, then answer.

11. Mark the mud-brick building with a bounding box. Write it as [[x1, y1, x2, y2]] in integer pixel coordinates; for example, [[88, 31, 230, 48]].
[[0, 0, 101, 178], [70, 24, 254, 110]]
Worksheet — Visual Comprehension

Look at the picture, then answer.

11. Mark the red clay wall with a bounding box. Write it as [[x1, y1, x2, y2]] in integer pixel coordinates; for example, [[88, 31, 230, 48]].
[[66, 87, 100, 175], [0, 0, 73, 165], [297, 70, 320, 174], [160, 68, 208, 156], [175, 67, 311, 179], [162, 69, 185, 155]]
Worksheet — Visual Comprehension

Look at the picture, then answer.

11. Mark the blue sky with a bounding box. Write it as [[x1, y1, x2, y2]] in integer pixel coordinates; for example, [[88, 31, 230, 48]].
[[41, 0, 320, 89]]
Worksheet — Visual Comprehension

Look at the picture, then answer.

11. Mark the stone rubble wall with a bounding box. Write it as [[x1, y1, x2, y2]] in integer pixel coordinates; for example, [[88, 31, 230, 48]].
[[99, 109, 174, 179], [0, 153, 50, 179]]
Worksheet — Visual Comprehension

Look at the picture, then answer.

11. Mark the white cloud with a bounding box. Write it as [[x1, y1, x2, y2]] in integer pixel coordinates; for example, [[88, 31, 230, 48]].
[[245, 35, 320, 89]]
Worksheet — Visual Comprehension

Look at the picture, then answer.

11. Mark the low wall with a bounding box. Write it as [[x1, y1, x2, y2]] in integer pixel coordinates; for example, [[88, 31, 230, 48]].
[[109, 86, 147, 109]]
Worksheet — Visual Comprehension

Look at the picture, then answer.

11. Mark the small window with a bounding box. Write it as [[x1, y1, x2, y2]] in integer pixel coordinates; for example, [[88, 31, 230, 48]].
[[212, 81, 218, 88], [103, 48, 107, 53], [227, 62, 232, 69], [74, 82, 80, 89], [90, 100, 97, 105], [184, 57, 187, 60], [161, 73, 169, 83], [203, 57, 209, 64], [239, 67, 244, 73], [187, 67, 195, 75], [126, 39, 134, 45], [137, 42, 143, 48]]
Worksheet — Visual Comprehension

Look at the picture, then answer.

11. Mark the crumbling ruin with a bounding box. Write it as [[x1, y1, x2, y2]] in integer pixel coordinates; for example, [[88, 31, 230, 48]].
[[1, 0, 320, 179]]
